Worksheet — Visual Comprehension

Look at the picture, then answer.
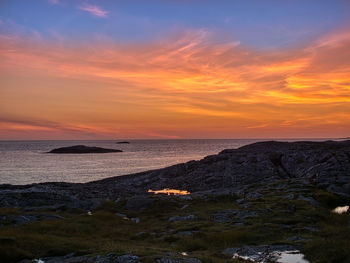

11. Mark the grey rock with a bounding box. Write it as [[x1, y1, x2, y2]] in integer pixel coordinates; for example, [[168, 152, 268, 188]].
[[211, 210, 236, 223], [239, 202, 251, 209], [12, 215, 37, 226], [21, 252, 138, 263], [22, 254, 92, 263], [287, 236, 312, 243], [302, 226, 318, 232], [236, 198, 245, 203], [176, 230, 199, 236], [281, 193, 294, 200], [223, 244, 298, 262], [115, 254, 140, 263], [169, 214, 198, 222], [179, 195, 192, 200], [134, 231, 148, 238], [180, 204, 189, 210], [115, 213, 127, 218], [245, 192, 263, 199], [211, 209, 260, 223], [130, 217, 140, 223], [157, 257, 201, 263], [327, 184, 350, 197]]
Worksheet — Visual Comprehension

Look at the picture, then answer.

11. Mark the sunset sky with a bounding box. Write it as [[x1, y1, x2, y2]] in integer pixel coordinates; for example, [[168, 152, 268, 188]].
[[1, 0, 350, 139]]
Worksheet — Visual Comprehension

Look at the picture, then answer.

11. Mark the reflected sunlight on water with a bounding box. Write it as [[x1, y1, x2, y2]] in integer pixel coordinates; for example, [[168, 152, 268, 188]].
[[233, 250, 309, 263], [148, 188, 190, 195]]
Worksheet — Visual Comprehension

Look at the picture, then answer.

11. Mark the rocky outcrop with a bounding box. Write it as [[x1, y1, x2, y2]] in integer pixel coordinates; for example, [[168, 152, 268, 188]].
[[48, 145, 123, 154], [1, 140, 350, 209]]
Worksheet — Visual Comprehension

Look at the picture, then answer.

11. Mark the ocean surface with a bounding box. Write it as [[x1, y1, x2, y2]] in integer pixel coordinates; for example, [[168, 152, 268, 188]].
[[0, 139, 336, 185]]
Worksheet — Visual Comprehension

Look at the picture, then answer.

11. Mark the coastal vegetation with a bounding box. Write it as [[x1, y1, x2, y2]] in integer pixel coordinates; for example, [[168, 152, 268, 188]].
[[0, 181, 349, 262]]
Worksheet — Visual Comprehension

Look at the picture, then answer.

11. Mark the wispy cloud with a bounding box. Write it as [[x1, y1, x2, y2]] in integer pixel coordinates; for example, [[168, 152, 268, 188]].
[[1, 28, 350, 139], [78, 4, 108, 18]]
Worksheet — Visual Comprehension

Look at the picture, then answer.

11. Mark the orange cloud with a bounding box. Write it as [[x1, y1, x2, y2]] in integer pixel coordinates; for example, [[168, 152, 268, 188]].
[[0, 28, 350, 139]]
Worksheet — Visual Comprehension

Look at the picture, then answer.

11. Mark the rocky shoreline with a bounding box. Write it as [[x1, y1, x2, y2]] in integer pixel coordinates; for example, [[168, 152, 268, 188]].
[[1, 140, 350, 263], [1, 140, 349, 210]]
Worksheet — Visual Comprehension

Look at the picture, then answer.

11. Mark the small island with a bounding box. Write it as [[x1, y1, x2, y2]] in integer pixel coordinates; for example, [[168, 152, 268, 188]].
[[116, 141, 130, 144], [47, 145, 123, 154]]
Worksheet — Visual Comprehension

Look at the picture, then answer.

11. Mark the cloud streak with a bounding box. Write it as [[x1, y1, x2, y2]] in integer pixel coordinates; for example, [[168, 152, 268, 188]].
[[78, 4, 108, 18]]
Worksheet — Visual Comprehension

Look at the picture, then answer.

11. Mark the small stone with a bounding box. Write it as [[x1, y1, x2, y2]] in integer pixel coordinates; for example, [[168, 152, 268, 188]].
[[180, 205, 189, 210], [281, 193, 294, 200], [115, 213, 127, 218], [130, 217, 140, 223]]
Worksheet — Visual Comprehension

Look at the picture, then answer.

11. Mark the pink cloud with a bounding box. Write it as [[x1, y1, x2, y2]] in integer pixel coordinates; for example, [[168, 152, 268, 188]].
[[78, 4, 108, 18]]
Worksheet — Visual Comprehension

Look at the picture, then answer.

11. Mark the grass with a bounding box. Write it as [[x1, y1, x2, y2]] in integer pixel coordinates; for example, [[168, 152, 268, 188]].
[[0, 181, 350, 262]]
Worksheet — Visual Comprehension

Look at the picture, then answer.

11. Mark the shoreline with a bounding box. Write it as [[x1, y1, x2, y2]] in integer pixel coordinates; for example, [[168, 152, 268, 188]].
[[1, 140, 350, 262]]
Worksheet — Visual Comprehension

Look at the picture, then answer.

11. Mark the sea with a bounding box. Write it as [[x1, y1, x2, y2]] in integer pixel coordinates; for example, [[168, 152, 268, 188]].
[[0, 139, 338, 185]]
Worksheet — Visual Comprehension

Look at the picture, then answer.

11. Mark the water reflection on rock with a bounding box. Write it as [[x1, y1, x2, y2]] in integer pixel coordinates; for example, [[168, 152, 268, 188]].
[[148, 188, 190, 195], [223, 245, 309, 263]]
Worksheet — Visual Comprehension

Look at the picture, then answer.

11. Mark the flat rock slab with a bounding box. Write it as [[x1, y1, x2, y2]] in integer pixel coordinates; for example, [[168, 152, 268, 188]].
[[48, 145, 122, 154], [157, 257, 202, 263], [21, 253, 140, 263], [223, 244, 301, 262]]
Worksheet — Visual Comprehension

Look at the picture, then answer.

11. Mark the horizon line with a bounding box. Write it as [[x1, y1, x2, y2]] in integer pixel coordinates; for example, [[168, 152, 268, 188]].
[[0, 137, 348, 142]]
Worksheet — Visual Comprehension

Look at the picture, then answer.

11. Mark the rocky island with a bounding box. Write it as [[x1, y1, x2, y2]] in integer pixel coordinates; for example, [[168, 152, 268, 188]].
[[48, 145, 123, 154], [1, 140, 350, 263]]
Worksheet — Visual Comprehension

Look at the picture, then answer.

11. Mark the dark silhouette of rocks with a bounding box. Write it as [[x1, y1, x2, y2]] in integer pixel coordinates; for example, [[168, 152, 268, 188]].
[[48, 145, 123, 154], [2, 140, 350, 209], [117, 141, 130, 144]]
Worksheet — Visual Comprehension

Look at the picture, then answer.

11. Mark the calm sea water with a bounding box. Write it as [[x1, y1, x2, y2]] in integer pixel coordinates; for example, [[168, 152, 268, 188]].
[[0, 139, 335, 185]]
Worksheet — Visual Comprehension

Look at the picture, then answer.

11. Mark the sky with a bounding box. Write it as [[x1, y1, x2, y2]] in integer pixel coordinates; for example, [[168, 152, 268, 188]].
[[0, 0, 350, 139]]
